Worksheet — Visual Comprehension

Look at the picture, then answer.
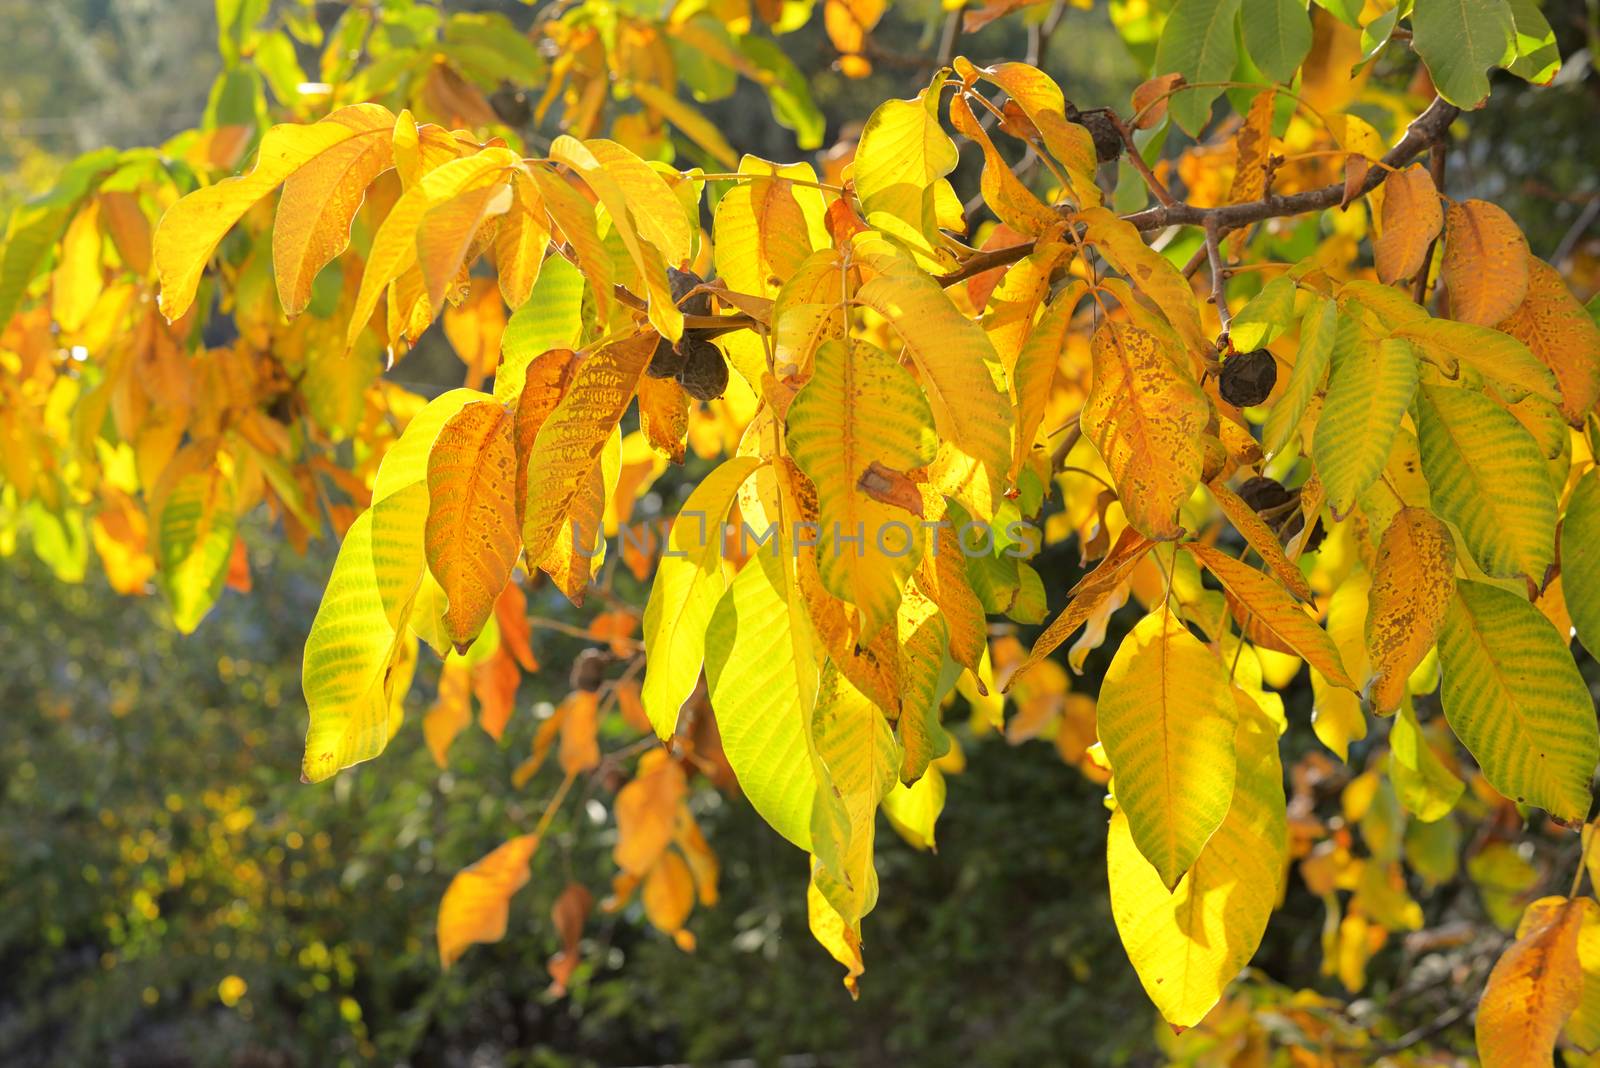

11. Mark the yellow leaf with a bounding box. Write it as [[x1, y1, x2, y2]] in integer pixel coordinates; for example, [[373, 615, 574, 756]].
[[51, 198, 104, 332], [1208, 478, 1315, 602], [966, 61, 1101, 206], [640, 456, 762, 737], [521, 333, 654, 567], [854, 257, 1013, 515], [853, 81, 960, 265], [1567, 895, 1600, 1050], [1185, 542, 1355, 689], [301, 489, 424, 782], [614, 751, 689, 875], [1006, 526, 1153, 688], [1438, 580, 1599, 822], [1442, 199, 1530, 327], [345, 147, 519, 350], [1415, 383, 1556, 585], [629, 80, 739, 168], [437, 834, 540, 968], [1079, 206, 1209, 359], [637, 376, 689, 465], [155, 103, 394, 320], [1476, 896, 1591, 1067], [489, 171, 549, 310], [1499, 255, 1600, 426], [949, 93, 1059, 237], [1364, 507, 1455, 714], [1312, 332, 1418, 519], [273, 109, 397, 316], [423, 658, 472, 769], [424, 401, 520, 651], [1098, 603, 1239, 889], [785, 338, 936, 638], [528, 165, 614, 327], [808, 866, 866, 997], [1109, 695, 1286, 1028], [711, 157, 828, 300], [417, 180, 513, 316], [1082, 321, 1209, 540], [705, 548, 820, 850], [1374, 164, 1442, 285], [642, 850, 696, 935], [1226, 89, 1275, 205], [809, 661, 900, 922], [548, 136, 685, 341], [883, 765, 946, 851]]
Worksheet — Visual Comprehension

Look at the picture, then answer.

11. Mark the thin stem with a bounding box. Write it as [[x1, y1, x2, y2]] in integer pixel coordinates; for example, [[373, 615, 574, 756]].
[[532, 768, 580, 840], [1204, 218, 1231, 341], [1106, 109, 1178, 207]]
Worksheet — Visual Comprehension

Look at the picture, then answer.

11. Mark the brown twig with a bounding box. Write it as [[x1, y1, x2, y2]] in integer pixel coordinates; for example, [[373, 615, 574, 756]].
[[1106, 109, 1178, 207], [1204, 218, 1231, 341]]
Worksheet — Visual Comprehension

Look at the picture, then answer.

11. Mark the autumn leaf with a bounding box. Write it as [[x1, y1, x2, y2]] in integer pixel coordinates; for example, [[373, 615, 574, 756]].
[[1374, 165, 1442, 284], [1436, 580, 1599, 822], [1313, 332, 1418, 519], [640, 456, 761, 738], [154, 103, 395, 320], [1364, 507, 1455, 715], [785, 338, 936, 638], [1097, 602, 1238, 889], [1498, 255, 1600, 425], [1184, 542, 1354, 688], [425, 401, 520, 651], [1081, 321, 1209, 540], [1414, 382, 1556, 586], [1109, 695, 1286, 1028], [1476, 896, 1591, 1067], [1442, 200, 1530, 327], [437, 834, 540, 968]]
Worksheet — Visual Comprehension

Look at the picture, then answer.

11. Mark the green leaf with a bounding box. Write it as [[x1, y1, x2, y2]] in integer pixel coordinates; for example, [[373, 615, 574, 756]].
[[1263, 296, 1336, 459], [1313, 330, 1419, 518], [1415, 383, 1556, 585], [1505, 0, 1560, 84], [1390, 700, 1465, 821], [705, 549, 819, 852], [1410, 0, 1516, 107], [1391, 318, 1562, 406], [154, 453, 238, 635], [1240, 0, 1313, 83], [1154, 0, 1244, 136], [1436, 580, 1598, 822], [641, 456, 761, 738], [1229, 274, 1299, 351], [1562, 469, 1600, 658]]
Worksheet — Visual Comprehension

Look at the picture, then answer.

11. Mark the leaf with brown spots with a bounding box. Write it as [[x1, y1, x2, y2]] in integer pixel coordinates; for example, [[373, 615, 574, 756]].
[[426, 400, 521, 652], [1442, 200, 1530, 326], [1081, 321, 1210, 540], [1365, 507, 1456, 715]]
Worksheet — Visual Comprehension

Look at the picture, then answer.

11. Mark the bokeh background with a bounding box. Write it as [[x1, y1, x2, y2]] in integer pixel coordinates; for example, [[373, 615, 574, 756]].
[[1, 1, 1597, 1066]]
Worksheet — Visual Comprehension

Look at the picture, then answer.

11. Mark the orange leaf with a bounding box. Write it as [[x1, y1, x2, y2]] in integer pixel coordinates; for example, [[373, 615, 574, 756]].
[[1498, 255, 1600, 426], [1364, 507, 1455, 714], [1207, 479, 1314, 602], [425, 400, 520, 651], [1375, 165, 1442, 284], [547, 882, 594, 995], [1183, 542, 1355, 688], [1477, 896, 1591, 1067], [437, 834, 540, 968], [1443, 200, 1530, 326]]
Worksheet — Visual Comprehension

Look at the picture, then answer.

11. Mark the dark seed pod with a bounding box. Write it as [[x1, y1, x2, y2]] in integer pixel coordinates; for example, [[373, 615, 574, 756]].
[[1218, 348, 1277, 408], [1237, 476, 1293, 515], [570, 648, 608, 693], [1065, 104, 1123, 164], [668, 266, 712, 317], [676, 337, 729, 401], [647, 333, 687, 379]]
